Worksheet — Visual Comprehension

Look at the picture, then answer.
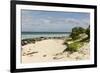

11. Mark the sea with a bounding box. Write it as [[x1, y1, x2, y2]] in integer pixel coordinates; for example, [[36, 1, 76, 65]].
[[22, 32, 70, 39]]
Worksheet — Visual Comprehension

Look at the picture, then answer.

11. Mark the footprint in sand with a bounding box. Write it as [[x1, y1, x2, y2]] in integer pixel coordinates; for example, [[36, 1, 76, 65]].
[[23, 51, 38, 56], [53, 56, 64, 60], [43, 55, 47, 57]]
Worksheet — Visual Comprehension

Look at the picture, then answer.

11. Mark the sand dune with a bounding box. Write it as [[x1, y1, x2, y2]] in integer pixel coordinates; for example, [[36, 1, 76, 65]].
[[22, 39, 90, 63]]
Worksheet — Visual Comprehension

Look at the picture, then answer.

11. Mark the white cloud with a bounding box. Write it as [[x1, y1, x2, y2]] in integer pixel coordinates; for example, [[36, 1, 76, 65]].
[[21, 11, 89, 32]]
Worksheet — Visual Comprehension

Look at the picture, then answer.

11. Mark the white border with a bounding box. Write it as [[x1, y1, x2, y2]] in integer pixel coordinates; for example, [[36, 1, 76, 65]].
[[16, 4, 94, 69]]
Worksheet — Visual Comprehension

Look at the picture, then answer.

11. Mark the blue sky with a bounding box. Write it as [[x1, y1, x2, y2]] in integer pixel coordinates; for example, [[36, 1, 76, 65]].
[[21, 10, 90, 32]]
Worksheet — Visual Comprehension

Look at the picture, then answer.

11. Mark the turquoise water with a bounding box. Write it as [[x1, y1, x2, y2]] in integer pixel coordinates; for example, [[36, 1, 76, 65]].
[[22, 32, 70, 39]]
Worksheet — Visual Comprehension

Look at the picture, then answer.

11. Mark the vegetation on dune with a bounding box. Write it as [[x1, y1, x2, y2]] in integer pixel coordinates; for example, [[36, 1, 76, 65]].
[[64, 42, 83, 52], [64, 26, 90, 52], [70, 27, 85, 40], [85, 26, 90, 40]]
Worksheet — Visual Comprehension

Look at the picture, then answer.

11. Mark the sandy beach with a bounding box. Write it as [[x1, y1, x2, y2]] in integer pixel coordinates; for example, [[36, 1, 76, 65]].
[[21, 39, 90, 63]]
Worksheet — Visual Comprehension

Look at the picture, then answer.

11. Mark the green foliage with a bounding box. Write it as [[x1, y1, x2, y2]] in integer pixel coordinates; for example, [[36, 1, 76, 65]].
[[66, 42, 83, 52], [63, 26, 90, 52], [85, 26, 90, 39], [70, 27, 85, 40], [80, 37, 89, 42]]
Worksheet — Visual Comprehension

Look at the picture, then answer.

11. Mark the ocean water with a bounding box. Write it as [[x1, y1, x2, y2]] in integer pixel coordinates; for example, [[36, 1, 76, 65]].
[[22, 32, 70, 39]]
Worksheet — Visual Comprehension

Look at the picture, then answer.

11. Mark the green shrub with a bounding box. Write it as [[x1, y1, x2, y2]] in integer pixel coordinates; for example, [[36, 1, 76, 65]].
[[70, 27, 85, 40], [85, 26, 90, 39], [80, 37, 89, 42], [66, 42, 82, 52], [63, 26, 90, 52]]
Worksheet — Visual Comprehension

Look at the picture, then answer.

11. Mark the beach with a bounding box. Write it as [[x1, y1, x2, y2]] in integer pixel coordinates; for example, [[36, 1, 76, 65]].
[[22, 38, 90, 63], [21, 9, 90, 64]]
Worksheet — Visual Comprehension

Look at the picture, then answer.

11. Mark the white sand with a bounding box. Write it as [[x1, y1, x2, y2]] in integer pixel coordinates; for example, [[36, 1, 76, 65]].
[[22, 39, 90, 63]]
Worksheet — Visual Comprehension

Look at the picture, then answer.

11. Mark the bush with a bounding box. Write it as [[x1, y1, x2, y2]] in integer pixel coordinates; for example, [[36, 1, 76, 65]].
[[80, 37, 89, 42], [70, 27, 85, 40], [66, 42, 82, 52], [85, 26, 90, 39], [63, 26, 90, 52]]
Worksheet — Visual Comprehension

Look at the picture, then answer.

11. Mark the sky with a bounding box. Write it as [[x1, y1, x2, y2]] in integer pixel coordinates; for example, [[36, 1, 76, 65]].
[[21, 10, 90, 32]]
